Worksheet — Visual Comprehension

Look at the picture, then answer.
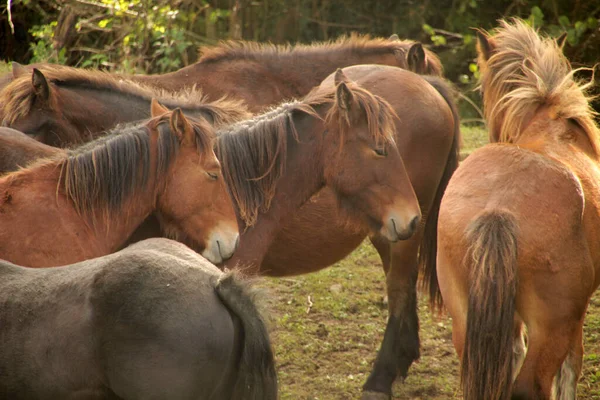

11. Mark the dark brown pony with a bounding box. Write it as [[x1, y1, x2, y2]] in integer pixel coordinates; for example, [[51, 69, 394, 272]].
[[132, 34, 442, 111], [260, 65, 461, 399], [0, 106, 239, 267], [0, 127, 61, 174], [0, 238, 277, 400], [0, 65, 249, 146], [212, 69, 421, 273], [437, 19, 600, 400]]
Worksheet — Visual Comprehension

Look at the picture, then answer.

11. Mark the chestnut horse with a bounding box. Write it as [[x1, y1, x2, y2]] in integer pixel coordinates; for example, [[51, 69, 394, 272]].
[[0, 238, 277, 400], [0, 107, 239, 267], [1, 35, 441, 113], [437, 20, 600, 400]]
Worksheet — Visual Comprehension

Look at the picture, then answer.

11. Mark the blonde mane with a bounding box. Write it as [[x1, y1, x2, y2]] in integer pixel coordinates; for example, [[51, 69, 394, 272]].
[[0, 65, 249, 127], [479, 19, 599, 156]]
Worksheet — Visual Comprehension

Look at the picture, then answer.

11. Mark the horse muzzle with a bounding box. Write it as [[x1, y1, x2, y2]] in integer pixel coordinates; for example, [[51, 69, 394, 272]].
[[202, 226, 240, 264], [379, 212, 421, 242]]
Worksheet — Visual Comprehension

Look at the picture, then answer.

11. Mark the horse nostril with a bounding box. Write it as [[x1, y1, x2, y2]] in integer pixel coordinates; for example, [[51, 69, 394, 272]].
[[409, 215, 420, 233], [234, 235, 240, 251], [216, 240, 222, 258]]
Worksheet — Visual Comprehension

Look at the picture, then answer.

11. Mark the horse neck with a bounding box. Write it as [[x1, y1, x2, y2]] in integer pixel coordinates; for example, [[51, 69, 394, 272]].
[[223, 111, 327, 271], [153, 47, 399, 97], [0, 163, 158, 264], [62, 86, 209, 136]]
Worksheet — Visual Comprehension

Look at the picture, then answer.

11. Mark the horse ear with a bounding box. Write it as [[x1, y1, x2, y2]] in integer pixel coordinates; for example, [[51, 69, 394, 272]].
[[334, 68, 350, 86], [557, 31, 568, 50], [475, 29, 494, 61], [170, 108, 194, 143], [335, 81, 354, 112], [407, 42, 426, 74], [388, 33, 400, 41], [32, 68, 50, 101], [151, 98, 170, 117], [12, 62, 28, 78]]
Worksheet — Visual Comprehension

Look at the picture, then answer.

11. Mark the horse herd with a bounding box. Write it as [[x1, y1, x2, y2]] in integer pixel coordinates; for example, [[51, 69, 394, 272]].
[[0, 17, 597, 400]]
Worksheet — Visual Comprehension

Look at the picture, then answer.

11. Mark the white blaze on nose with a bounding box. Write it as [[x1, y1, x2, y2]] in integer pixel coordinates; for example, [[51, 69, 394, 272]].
[[202, 224, 240, 264]]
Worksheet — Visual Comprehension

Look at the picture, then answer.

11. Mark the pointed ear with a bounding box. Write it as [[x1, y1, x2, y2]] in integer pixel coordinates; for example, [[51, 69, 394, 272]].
[[151, 98, 170, 117], [407, 42, 426, 74], [334, 68, 350, 86], [388, 33, 399, 41], [12, 62, 28, 78], [32, 68, 50, 101], [475, 29, 494, 61], [557, 31, 568, 50], [170, 108, 194, 143], [335, 81, 354, 112]]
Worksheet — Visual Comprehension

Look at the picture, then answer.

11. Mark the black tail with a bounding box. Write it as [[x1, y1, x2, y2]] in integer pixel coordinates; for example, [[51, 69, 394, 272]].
[[214, 272, 278, 400], [418, 76, 462, 311], [462, 210, 518, 400]]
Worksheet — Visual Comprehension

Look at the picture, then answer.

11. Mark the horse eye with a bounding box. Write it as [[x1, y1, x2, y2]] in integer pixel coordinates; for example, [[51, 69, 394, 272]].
[[374, 147, 388, 157], [207, 171, 218, 180]]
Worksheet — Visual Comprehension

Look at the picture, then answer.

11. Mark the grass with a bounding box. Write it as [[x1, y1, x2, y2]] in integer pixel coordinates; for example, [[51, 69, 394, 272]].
[[263, 124, 600, 399]]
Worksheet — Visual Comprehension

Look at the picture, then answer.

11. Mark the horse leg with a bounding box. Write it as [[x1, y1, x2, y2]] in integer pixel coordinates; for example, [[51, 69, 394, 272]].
[[362, 233, 422, 399], [552, 318, 585, 400], [370, 235, 391, 275]]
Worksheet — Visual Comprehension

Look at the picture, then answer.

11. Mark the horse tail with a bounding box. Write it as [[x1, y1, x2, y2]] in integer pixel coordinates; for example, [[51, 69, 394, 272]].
[[462, 210, 518, 400], [418, 76, 462, 311], [214, 271, 278, 400]]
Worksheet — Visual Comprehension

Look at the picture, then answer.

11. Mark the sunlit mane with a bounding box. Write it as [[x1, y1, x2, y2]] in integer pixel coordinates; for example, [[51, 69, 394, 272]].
[[0, 65, 249, 127], [198, 33, 443, 76], [216, 81, 397, 228], [5, 113, 214, 219], [479, 19, 599, 156]]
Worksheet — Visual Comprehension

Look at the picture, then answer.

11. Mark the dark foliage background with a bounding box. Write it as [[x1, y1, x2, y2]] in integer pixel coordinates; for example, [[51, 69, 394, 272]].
[[1, 0, 599, 117]]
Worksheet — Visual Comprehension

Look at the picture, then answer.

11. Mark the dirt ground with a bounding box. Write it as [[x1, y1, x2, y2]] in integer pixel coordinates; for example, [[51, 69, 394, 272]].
[[261, 126, 600, 399]]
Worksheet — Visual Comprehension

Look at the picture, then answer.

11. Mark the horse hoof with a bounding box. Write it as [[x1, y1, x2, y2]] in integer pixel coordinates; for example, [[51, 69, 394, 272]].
[[361, 391, 391, 400]]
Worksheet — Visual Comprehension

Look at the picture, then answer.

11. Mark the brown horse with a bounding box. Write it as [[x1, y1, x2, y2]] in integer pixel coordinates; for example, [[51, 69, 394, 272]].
[[0, 106, 239, 267], [0, 127, 62, 174], [213, 69, 421, 272], [260, 65, 461, 399], [0, 66, 458, 398], [0, 65, 249, 147], [0, 238, 277, 400], [132, 35, 442, 111], [436, 19, 600, 400], [1, 35, 441, 113]]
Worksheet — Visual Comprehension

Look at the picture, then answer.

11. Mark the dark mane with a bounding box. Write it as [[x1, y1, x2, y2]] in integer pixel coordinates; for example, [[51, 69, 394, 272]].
[[198, 34, 443, 75], [2, 113, 214, 220], [216, 81, 397, 228], [0, 65, 249, 126]]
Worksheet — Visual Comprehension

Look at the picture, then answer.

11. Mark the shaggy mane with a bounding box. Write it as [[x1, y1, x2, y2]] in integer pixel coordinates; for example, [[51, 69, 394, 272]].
[[0, 65, 249, 127], [479, 19, 599, 157], [198, 33, 443, 76], [216, 80, 397, 227]]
